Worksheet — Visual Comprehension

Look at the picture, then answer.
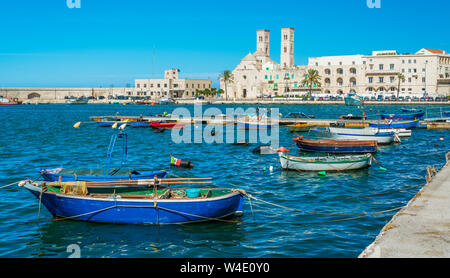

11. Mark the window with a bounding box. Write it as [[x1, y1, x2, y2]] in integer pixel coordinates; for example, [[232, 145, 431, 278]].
[[157, 84, 160, 88], [390, 77, 395, 83], [390, 64, 395, 70], [408, 78, 412, 83], [379, 64, 384, 70], [413, 69, 417, 73], [379, 77, 384, 83], [276, 75, 279, 79], [368, 77, 373, 84], [402, 69, 405, 73], [137, 84, 140, 88], [291, 74, 294, 79], [265, 75, 268, 80], [369, 65, 374, 70], [164, 84, 167, 88], [422, 77, 426, 83]]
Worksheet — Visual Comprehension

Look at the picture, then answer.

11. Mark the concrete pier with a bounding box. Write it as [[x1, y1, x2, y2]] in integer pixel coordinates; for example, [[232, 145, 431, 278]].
[[360, 153, 450, 258]]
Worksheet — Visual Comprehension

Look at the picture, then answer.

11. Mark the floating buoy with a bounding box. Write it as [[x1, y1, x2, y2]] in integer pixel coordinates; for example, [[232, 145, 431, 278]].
[[263, 167, 267, 171], [277, 147, 290, 153], [440, 138, 444, 141], [318, 171, 326, 176], [170, 155, 194, 169], [73, 122, 81, 128], [269, 166, 273, 172]]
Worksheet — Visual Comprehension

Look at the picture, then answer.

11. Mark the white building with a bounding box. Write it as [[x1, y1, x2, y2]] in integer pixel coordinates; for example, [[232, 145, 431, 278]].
[[221, 28, 450, 99]]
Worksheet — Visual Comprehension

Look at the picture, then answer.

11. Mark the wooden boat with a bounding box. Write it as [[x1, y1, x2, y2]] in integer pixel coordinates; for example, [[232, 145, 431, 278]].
[[286, 123, 312, 133], [20, 180, 244, 225], [293, 137, 377, 154], [279, 152, 373, 172], [237, 121, 273, 130], [380, 112, 424, 120], [327, 127, 396, 145], [150, 122, 185, 129], [0, 97, 22, 105], [368, 119, 419, 129]]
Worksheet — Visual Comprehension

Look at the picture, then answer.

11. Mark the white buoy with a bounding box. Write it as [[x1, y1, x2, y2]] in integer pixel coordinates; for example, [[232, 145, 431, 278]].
[[269, 166, 273, 172]]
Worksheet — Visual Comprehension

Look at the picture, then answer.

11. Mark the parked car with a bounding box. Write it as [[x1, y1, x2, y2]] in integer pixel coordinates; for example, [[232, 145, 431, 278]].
[[398, 96, 405, 101], [420, 97, 426, 102], [427, 97, 434, 102]]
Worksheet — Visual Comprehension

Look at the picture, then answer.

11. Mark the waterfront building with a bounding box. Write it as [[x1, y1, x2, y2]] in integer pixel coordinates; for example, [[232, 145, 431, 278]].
[[135, 69, 212, 99], [221, 28, 450, 99]]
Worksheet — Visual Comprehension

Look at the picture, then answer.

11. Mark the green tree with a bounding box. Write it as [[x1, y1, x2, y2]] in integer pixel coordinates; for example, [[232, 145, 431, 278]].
[[302, 69, 322, 98], [397, 73, 405, 99], [219, 70, 233, 100]]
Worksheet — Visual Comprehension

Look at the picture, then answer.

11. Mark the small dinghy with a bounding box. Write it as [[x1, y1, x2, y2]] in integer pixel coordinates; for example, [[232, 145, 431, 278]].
[[293, 137, 378, 154], [19, 180, 244, 225], [279, 152, 373, 172], [286, 123, 312, 133]]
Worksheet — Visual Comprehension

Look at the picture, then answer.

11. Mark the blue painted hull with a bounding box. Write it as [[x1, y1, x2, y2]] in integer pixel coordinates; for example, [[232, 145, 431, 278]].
[[97, 121, 128, 127], [41, 170, 168, 182], [128, 122, 151, 128], [25, 184, 244, 224], [369, 120, 419, 129], [444, 111, 450, 117], [380, 112, 424, 120], [296, 142, 377, 154]]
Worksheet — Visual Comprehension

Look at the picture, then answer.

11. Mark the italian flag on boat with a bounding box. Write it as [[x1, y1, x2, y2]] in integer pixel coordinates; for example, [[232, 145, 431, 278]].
[[170, 155, 181, 166]]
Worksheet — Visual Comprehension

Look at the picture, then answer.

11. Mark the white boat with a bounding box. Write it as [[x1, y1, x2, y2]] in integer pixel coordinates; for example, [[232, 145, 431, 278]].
[[279, 152, 373, 172], [328, 127, 396, 145], [158, 97, 174, 105], [379, 128, 411, 138]]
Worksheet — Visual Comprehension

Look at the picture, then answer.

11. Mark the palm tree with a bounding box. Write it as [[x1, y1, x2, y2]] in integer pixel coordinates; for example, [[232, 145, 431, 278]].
[[219, 70, 233, 100], [302, 69, 322, 98], [397, 73, 405, 99]]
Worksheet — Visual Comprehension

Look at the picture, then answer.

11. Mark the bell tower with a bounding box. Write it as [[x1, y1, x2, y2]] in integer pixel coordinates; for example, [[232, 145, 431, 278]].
[[256, 30, 270, 57], [280, 27, 294, 68]]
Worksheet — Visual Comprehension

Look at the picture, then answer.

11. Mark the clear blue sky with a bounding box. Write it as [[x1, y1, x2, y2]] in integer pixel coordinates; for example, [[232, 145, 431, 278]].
[[0, 0, 449, 88]]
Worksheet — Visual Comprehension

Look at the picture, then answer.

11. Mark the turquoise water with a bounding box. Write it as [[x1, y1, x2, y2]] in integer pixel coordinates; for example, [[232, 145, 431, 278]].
[[0, 104, 449, 258]]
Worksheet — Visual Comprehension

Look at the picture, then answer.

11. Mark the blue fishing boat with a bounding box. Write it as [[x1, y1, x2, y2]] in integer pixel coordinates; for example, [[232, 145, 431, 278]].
[[21, 181, 244, 225], [401, 108, 423, 113], [369, 119, 419, 129], [380, 112, 424, 120], [40, 131, 168, 182], [444, 111, 450, 117], [128, 121, 151, 128]]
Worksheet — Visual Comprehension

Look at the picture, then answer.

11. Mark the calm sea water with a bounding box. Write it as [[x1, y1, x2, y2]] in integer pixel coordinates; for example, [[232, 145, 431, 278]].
[[0, 103, 448, 258]]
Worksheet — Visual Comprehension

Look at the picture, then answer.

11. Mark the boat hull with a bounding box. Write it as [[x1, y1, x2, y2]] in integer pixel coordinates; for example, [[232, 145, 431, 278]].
[[328, 127, 395, 145], [369, 119, 419, 129], [287, 124, 311, 132], [279, 153, 372, 172], [24, 183, 244, 225], [380, 112, 424, 120], [40, 169, 168, 182], [296, 139, 377, 154]]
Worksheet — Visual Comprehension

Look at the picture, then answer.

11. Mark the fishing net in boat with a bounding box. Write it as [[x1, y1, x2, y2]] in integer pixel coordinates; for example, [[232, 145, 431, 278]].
[[60, 181, 88, 196]]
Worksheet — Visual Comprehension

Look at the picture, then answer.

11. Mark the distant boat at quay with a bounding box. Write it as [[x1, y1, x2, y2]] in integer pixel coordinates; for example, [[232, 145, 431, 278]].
[[66, 97, 89, 104], [344, 92, 363, 106], [369, 119, 419, 129], [0, 97, 22, 105], [380, 112, 424, 120]]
